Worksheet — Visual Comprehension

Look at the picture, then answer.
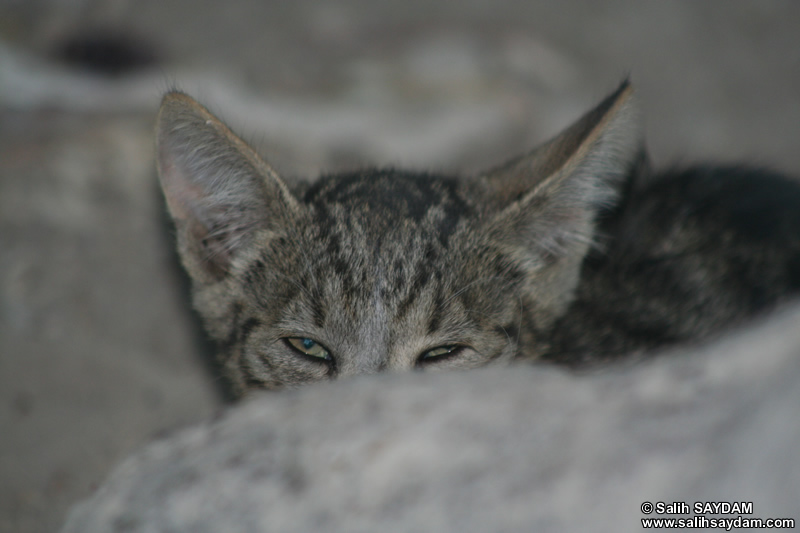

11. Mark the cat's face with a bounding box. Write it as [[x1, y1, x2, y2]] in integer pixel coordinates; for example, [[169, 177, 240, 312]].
[[212, 170, 526, 391], [156, 83, 640, 396]]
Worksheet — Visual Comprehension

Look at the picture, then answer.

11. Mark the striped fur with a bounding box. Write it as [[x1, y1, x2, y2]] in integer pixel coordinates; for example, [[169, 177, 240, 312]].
[[157, 82, 800, 396]]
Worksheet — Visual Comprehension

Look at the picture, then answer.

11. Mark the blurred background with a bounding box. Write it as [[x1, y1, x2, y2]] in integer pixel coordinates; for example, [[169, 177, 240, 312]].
[[1, 1, 799, 531]]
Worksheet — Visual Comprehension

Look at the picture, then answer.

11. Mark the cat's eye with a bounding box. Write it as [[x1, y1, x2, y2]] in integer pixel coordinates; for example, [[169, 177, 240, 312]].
[[285, 337, 331, 362], [417, 344, 463, 364]]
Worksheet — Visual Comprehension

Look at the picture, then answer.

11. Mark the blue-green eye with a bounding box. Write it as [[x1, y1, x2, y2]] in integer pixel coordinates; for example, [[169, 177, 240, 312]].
[[418, 345, 462, 364], [285, 337, 331, 361]]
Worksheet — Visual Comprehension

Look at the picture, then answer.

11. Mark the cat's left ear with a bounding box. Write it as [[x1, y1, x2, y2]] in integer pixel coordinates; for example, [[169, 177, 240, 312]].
[[481, 80, 643, 269], [156, 91, 302, 283]]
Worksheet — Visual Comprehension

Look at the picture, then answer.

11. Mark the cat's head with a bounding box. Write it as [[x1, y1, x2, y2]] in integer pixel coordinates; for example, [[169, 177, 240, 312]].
[[156, 82, 641, 396]]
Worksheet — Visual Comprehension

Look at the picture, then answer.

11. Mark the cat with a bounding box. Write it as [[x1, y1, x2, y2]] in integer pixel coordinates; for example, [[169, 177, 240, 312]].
[[156, 80, 800, 397]]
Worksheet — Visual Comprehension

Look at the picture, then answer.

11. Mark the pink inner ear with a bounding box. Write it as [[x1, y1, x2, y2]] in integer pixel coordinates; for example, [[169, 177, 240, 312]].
[[158, 144, 212, 233], [162, 159, 232, 279]]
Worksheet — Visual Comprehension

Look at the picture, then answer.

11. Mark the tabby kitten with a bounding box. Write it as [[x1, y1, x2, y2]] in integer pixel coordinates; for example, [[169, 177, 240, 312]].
[[156, 81, 800, 396]]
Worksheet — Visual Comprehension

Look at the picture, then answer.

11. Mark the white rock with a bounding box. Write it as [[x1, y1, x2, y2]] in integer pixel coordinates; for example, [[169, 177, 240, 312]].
[[61, 305, 800, 532]]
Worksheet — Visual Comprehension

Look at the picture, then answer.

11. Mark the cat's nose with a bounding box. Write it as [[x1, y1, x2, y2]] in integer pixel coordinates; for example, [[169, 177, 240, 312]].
[[335, 355, 387, 378]]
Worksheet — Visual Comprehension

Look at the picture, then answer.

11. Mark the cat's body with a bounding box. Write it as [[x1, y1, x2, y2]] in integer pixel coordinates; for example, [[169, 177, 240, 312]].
[[156, 81, 800, 396], [543, 165, 800, 366]]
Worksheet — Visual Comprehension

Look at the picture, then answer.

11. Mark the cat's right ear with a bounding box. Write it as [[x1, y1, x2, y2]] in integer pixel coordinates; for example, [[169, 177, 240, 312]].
[[481, 80, 643, 269], [156, 92, 300, 282]]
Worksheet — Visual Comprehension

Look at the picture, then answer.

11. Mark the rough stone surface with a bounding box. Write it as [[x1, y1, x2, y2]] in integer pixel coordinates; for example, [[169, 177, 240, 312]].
[[62, 307, 800, 532]]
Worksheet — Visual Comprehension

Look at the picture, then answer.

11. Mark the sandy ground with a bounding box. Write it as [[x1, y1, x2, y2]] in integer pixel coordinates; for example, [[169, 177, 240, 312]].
[[1, 1, 799, 531]]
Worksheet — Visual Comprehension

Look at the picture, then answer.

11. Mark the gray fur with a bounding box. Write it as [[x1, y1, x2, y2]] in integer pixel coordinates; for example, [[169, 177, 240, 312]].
[[156, 81, 800, 396]]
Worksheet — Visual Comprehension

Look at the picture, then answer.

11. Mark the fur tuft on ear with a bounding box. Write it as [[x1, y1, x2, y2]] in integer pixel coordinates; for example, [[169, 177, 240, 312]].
[[483, 80, 643, 268], [156, 91, 300, 282]]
